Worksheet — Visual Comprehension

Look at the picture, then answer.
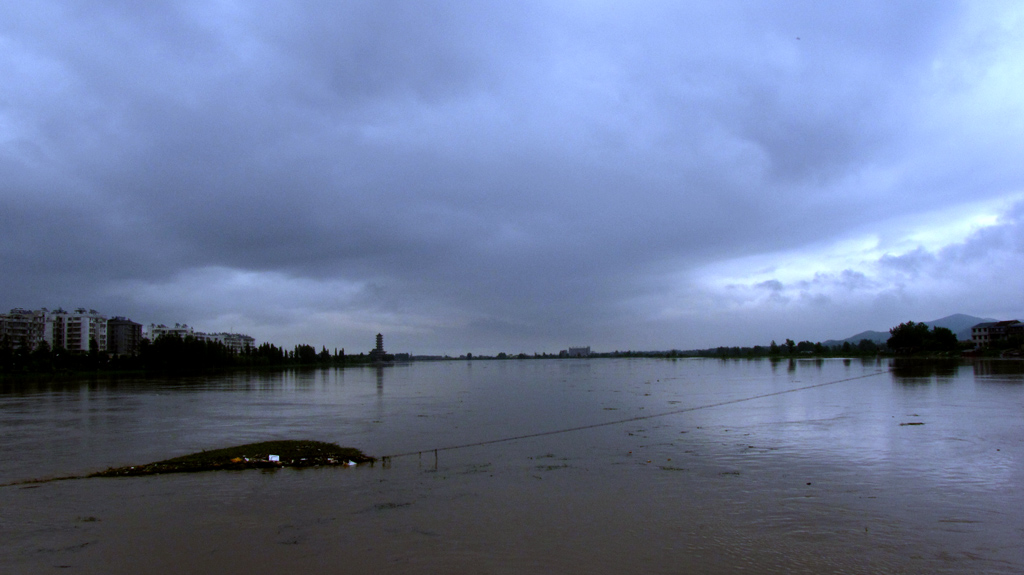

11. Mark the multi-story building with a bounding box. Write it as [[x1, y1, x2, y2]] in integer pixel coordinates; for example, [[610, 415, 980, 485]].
[[567, 346, 591, 357], [0, 308, 48, 349], [149, 323, 254, 354], [47, 308, 108, 352], [199, 332, 255, 354], [147, 323, 194, 341], [107, 317, 143, 356], [972, 320, 1024, 347]]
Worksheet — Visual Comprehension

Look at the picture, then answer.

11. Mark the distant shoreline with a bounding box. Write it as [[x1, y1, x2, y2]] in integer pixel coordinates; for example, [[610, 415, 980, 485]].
[[3, 354, 1021, 384]]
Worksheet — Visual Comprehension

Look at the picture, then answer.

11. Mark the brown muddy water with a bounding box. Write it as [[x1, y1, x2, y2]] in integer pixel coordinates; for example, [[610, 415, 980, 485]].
[[2, 358, 1022, 574]]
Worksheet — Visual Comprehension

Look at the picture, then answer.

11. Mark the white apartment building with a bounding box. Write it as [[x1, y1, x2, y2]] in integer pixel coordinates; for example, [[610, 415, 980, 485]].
[[148, 324, 254, 354], [46, 308, 108, 352], [198, 332, 256, 354], [147, 323, 195, 340]]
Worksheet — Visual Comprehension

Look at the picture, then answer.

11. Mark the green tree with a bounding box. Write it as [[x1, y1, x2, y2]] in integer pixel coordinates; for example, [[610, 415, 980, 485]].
[[931, 327, 958, 352], [887, 322, 960, 354], [30, 340, 53, 372], [796, 340, 815, 354], [295, 344, 318, 364], [0, 334, 13, 372], [887, 321, 930, 352], [858, 339, 878, 354]]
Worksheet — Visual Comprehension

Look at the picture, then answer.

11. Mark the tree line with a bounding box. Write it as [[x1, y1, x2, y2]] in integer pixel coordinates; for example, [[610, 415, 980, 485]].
[[690, 322, 967, 359], [0, 334, 389, 376]]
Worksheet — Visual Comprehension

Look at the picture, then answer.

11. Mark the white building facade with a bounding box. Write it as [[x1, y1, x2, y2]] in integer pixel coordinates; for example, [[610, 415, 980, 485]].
[[148, 323, 254, 354], [147, 323, 195, 341], [46, 308, 108, 352]]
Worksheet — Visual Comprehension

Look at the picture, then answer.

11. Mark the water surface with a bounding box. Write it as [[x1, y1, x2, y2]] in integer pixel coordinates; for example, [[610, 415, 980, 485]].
[[2, 358, 1022, 573]]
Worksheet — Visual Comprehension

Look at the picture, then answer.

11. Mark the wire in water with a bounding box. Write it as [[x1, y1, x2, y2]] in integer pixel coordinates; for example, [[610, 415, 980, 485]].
[[380, 369, 890, 462]]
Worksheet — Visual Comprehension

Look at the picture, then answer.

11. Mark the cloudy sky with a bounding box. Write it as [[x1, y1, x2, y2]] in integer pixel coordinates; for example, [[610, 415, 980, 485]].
[[3, 1, 1023, 355]]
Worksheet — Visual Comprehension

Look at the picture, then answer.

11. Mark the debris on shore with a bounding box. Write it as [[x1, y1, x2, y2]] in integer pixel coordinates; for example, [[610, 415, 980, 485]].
[[90, 440, 375, 477]]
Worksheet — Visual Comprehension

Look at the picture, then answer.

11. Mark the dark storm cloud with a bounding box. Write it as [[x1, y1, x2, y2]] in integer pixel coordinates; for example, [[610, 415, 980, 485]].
[[2, 1, 1022, 352]]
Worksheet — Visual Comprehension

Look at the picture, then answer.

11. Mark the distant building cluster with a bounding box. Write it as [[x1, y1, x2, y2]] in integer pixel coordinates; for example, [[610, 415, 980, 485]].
[[146, 323, 255, 354], [560, 346, 591, 357], [0, 307, 253, 356], [971, 320, 1023, 347], [0, 308, 134, 354]]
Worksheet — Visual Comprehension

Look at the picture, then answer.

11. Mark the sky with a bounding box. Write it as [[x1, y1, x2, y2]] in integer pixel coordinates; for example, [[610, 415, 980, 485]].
[[3, 1, 1024, 355]]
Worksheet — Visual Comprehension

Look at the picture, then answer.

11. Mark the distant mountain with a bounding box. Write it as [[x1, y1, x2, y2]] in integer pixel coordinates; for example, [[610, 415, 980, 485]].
[[822, 330, 889, 347], [922, 314, 998, 340], [823, 314, 997, 346]]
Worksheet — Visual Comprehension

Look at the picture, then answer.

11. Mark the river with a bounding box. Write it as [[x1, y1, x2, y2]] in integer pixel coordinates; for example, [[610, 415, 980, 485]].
[[2, 357, 1022, 574]]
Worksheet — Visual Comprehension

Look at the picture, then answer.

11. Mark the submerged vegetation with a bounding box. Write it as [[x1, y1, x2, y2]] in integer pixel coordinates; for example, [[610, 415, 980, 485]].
[[91, 440, 374, 477]]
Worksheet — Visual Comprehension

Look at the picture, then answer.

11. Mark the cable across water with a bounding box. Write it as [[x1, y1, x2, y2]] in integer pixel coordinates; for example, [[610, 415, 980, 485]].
[[379, 369, 891, 463], [1, 368, 891, 485]]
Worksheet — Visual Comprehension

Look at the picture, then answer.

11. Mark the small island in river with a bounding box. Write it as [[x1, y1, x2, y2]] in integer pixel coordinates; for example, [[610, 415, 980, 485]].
[[91, 440, 375, 477]]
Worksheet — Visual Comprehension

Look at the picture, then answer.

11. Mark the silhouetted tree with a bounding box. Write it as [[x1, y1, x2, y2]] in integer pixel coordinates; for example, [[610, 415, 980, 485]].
[[858, 339, 879, 354], [888, 322, 959, 354]]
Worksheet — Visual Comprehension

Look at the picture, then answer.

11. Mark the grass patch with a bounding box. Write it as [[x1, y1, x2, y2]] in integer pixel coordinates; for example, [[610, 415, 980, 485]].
[[90, 440, 374, 477]]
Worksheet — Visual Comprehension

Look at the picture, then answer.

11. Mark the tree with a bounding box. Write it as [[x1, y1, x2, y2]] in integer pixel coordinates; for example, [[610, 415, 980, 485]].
[[295, 344, 318, 364], [30, 340, 53, 372], [931, 327, 958, 352], [887, 322, 959, 354], [858, 339, 878, 354], [0, 334, 13, 372], [887, 321, 930, 352]]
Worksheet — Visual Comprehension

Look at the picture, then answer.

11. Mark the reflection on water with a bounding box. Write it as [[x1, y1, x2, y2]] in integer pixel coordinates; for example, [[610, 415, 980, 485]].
[[974, 359, 1024, 381], [890, 358, 962, 382], [1, 358, 1023, 574]]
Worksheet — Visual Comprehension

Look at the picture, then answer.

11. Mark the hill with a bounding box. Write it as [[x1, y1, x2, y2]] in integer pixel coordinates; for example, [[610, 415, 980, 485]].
[[823, 314, 996, 347], [923, 313, 996, 340]]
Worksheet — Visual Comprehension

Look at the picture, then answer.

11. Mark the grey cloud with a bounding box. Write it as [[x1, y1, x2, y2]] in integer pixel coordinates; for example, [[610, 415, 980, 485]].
[[756, 280, 785, 292], [3, 1, 1022, 352], [879, 247, 939, 276]]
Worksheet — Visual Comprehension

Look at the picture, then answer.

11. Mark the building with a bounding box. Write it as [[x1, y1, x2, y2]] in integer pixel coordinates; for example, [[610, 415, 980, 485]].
[[369, 333, 386, 362], [147, 323, 195, 341], [971, 320, 1024, 347], [200, 332, 255, 354], [148, 323, 254, 354], [0, 308, 48, 349], [567, 346, 591, 358], [107, 317, 143, 356], [47, 308, 108, 352]]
